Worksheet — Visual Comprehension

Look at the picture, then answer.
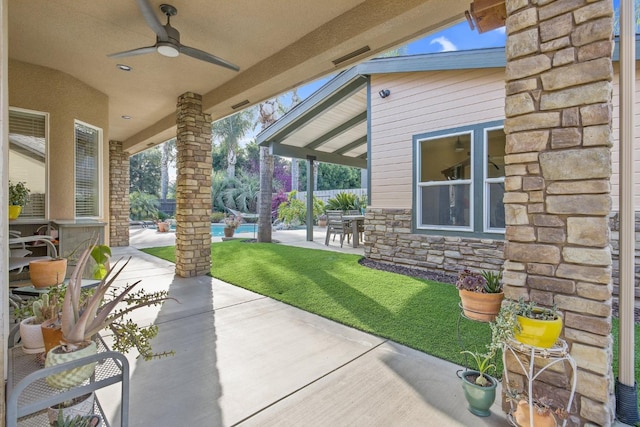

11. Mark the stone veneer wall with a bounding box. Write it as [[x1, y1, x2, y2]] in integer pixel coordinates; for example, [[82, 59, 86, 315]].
[[175, 92, 212, 277], [109, 140, 130, 247], [363, 208, 505, 274], [502, 0, 614, 425]]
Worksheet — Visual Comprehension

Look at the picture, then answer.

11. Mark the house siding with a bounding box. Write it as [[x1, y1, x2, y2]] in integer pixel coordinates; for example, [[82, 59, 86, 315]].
[[367, 64, 640, 302], [370, 68, 506, 209]]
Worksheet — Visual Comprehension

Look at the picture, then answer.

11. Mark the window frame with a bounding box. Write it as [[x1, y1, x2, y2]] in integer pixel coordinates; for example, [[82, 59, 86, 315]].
[[74, 120, 103, 219], [415, 131, 474, 232], [483, 125, 506, 234], [8, 107, 50, 219], [412, 120, 505, 239]]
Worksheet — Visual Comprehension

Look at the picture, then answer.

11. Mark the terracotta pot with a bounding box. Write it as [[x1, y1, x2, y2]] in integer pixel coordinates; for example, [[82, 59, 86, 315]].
[[47, 392, 95, 425], [41, 318, 63, 355], [513, 399, 558, 427], [224, 227, 235, 238], [20, 317, 45, 354], [515, 312, 563, 348], [459, 289, 504, 322], [8, 205, 22, 220], [318, 219, 327, 227], [29, 258, 67, 288], [45, 341, 98, 389], [157, 222, 170, 232]]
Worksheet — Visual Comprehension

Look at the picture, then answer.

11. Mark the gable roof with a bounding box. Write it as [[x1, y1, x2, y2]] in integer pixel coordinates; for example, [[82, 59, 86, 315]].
[[257, 35, 638, 167]]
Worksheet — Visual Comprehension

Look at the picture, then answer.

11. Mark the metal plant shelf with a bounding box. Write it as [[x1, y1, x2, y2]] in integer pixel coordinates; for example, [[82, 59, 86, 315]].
[[6, 336, 129, 427]]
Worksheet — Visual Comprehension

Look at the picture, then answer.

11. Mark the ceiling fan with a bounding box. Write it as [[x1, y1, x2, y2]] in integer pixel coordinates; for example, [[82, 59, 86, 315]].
[[108, 0, 239, 72]]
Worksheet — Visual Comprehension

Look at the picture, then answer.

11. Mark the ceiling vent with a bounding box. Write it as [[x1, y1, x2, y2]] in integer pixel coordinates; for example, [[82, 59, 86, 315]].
[[231, 100, 250, 110], [332, 46, 371, 66]]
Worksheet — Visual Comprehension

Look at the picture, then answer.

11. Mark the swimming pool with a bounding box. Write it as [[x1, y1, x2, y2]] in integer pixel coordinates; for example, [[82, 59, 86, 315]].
[[169, 223, 257, 236], [211, 223, 256, 236]]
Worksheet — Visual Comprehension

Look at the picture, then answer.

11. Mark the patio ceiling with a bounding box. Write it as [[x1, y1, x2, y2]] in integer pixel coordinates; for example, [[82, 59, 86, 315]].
[[257, 69, 369, 168], [7, 0, 468, 155]]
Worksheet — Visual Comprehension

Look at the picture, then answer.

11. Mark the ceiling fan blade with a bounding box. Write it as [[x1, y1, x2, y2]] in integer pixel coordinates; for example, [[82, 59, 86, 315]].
[[108, 46, 157, 58], [179, 45, 240, 72], [136, 0, 168, 41]]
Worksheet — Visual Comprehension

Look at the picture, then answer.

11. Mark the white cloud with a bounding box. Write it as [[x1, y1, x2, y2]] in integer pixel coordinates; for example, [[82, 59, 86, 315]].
[[430, 36, 458, 52]]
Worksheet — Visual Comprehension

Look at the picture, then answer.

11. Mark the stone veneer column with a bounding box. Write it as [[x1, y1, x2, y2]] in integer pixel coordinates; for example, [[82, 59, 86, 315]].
[[109, 141, 130, 247], [503, 0, 614, 424], [175, 92, 212, 277]]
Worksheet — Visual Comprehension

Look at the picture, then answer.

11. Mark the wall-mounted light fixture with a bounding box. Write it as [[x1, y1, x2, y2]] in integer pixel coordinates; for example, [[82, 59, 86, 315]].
[[378, 89, 390, 99]]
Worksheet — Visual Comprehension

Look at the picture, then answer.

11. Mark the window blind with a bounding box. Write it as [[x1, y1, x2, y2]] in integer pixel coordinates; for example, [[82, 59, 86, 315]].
[[75, 123, 100, 217], [9, 109, 46, 218]]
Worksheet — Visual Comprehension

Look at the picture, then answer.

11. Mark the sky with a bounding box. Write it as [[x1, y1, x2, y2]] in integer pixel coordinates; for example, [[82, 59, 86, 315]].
[[294, 21, 507, 100]]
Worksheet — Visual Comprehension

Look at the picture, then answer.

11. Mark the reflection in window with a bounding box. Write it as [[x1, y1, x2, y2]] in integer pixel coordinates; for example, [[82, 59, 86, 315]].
[[418, 133, 472, 228], [75, 122, 101, 218], [9, 109, 47, 218]]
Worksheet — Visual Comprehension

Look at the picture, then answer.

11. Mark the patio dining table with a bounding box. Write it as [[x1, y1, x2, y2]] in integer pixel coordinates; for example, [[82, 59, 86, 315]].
[[342, 215, 365, 248]]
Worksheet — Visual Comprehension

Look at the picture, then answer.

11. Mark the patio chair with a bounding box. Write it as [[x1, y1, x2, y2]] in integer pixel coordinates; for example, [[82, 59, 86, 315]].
[[325, 210, 351, 247]]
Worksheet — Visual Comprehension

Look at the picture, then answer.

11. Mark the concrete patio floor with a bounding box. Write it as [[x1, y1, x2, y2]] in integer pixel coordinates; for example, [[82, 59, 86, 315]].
[[95, 228, 510, 426]]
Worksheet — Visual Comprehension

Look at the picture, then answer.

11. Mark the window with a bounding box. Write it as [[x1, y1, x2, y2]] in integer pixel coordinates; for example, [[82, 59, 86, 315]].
[[75, 121, 101, 218], [9, 108, 47, 218], [417, 132, 473, 230], [415, 122, 505, 236], [485, 128, 506, 231]]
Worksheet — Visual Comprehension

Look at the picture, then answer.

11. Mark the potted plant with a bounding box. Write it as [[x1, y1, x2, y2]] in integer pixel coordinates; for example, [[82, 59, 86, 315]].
[[456, 269, 504, 322], [44, 237, 174, 389], [8, 180, 30, 219], [223, 213, 242, 237], [14, 293, 60, 354], [507, 391, 568, 427], [459, 349, 498, 417], [494, 299, 563, 349], [48, 393, 98, 425], [51, 411, 101, 427], [317, 214, 328, 227]]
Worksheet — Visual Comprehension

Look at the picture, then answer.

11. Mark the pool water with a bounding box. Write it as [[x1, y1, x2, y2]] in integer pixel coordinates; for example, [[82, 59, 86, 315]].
[[212, 223, 256, 236], [169, 223, 257, 236]]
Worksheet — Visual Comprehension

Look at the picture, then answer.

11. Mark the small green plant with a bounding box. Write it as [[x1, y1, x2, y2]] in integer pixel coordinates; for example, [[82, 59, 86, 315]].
[[457, 269, 503, 294], [461, 349, 496, 386], [325, 192, 362, 211], [210, 211, 225, 223], [53, 411, 100, 427], [277, 191, 306, 226], [480, 270, 503, 293], [490, 298, 561, 348], [90, 244, 111, 280], [9, 180, 30, 207], [13, 292, 61, 324]]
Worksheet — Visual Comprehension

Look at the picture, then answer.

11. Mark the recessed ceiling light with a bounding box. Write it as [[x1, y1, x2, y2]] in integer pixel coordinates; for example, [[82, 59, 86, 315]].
[[116, 64, 132, 71], [121, 115, 132, 120]]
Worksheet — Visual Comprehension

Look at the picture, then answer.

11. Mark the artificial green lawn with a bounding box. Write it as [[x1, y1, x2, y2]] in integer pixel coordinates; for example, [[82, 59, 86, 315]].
[[143, 240, 639, 388], [143, 240, 494, 369]]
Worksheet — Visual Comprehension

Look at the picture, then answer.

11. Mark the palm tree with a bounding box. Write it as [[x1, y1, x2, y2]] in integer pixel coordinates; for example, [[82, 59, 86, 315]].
[[160, 138, 176, 200], [212, 110, 255, 178]]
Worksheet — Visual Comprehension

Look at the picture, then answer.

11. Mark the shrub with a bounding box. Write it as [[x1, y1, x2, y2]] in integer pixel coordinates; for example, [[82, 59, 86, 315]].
[[210, 211, 225, 223], [325, 192, 364, 211], [277, 191, 306, 226]]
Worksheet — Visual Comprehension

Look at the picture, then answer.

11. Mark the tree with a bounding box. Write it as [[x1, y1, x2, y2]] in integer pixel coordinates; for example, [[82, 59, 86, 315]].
[[212, 110, 255, 178], [129, 190, 159, 220], [130, 147, 162, 196], [257, 99, 279, 242], [160, 139, 176, 200], [299, 162, 361, 190], [613, 0, 640, 35]]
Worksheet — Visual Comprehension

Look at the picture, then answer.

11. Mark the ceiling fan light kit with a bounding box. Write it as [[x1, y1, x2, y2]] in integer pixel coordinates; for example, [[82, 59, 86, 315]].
[[108, 1, 239, 71]]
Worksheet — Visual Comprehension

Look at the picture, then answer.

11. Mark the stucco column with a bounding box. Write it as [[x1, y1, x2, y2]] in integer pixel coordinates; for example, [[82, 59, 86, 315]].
[[502, 0, 614, 424], [175, 92, 212, 277], [109, 141, 130, 247]]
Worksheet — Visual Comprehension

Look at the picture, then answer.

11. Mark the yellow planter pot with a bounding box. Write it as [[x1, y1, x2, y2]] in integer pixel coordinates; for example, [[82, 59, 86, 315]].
[[8, 205, 22, 220], [515, 314, 563, 348]]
